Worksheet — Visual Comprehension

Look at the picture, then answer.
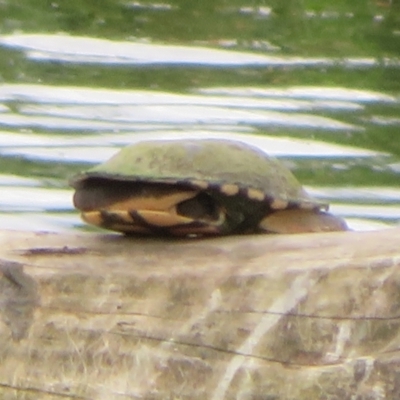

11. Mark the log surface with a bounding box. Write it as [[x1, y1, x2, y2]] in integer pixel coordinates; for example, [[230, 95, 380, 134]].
[[1, 228, 400, 399]]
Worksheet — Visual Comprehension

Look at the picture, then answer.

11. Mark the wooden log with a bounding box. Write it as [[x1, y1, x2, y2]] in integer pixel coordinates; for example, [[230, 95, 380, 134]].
[[0, 228, 400, 399]]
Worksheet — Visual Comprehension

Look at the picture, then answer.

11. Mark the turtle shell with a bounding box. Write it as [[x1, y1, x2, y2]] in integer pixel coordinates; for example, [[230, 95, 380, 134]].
[[71, 139, 340, 235]]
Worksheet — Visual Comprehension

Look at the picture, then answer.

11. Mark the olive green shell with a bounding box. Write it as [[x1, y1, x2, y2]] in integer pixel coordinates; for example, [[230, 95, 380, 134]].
[[71, 139, 321, 207]]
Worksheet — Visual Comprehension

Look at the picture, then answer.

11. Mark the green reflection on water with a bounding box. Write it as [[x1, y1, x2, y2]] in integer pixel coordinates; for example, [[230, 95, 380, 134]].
[[0, 1, 399, 95], [1, 0, 399, 55], [0, 156, 83, 182]]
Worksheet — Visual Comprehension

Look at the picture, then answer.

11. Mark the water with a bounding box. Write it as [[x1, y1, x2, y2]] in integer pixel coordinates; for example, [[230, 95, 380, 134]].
[[0, 1, 399, 233]]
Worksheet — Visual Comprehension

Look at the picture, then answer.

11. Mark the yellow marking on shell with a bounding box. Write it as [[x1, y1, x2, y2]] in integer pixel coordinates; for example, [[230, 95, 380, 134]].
[[190, 180, 209, 190], [246, 188, 265, 201], [259, 209, 348, 234], [105, 190, 197, 213], [111, 223, 152, 234], [270, 199, 289, 210], [81, 210, 151, 233], [220, 184, 239, 196], [81, 211, 108, 226], [82, 210, 135, 227], [81, 209, 225, 236], [135, 210, 193, 227]]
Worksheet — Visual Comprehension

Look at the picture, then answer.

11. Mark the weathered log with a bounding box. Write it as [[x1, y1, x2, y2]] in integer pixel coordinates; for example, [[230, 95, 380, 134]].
[[0, 228, 400, 399]]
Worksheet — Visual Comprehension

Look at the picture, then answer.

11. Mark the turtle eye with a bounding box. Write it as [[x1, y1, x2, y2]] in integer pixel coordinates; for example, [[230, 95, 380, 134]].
[[176, 192, 220, 221]]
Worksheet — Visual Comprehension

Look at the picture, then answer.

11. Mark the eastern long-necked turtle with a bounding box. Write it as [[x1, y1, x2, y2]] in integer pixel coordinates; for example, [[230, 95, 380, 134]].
[[70, 139, 347, 235]]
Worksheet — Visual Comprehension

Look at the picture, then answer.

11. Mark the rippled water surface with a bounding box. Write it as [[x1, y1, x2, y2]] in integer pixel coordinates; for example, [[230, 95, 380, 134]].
[[0, 1, 399, 233]]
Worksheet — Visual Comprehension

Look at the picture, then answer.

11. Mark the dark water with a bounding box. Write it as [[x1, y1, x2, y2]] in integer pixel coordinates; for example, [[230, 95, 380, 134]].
[[0, 1, 399, 232]]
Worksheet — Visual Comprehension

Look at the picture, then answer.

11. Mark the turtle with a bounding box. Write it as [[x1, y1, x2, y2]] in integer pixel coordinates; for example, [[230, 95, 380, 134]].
[[70, 139, 348, 236]]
